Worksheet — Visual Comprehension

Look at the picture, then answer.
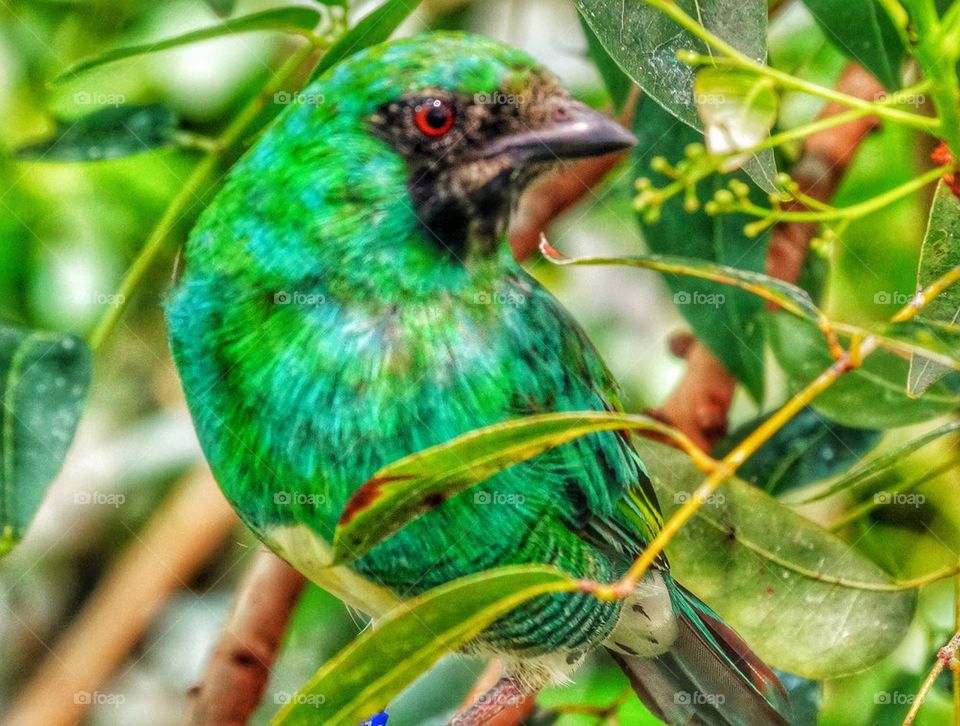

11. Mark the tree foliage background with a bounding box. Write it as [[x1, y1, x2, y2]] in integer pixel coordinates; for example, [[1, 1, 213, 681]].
[[2, 0, 960, 725]]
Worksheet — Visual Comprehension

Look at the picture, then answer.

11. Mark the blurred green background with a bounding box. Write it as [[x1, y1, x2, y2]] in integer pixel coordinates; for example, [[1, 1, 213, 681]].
[[1, 1, 958, 724]]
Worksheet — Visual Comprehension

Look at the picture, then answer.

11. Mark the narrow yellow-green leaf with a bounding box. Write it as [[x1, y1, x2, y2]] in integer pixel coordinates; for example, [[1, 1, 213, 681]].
[[53, 7, 321, 84], [541, 242, 821, 322], [272, 565, 576, 726], [332, 411, 702, 564]]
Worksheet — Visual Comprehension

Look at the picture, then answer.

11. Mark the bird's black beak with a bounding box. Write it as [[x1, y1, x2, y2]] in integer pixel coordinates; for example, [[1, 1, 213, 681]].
[[480, 101, 636, 164]]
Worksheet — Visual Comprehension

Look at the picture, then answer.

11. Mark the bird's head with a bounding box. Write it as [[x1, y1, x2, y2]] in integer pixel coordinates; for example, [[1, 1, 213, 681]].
[[352, 33, 637, 250], [193, 33, 634, 296]]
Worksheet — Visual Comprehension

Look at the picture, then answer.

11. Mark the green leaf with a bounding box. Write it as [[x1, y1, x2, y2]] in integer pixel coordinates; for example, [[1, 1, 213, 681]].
[[272, 565, 576, 726], [713, 406, 882, 495], [1, 324, 91, 556], [311, 0, 424, 79], [797, 421, 960, 504], [907, 181, 960, 395], [641, 439, 917, 678], [694, 68, 778, 172], [542, 242, 820, 322], [581, 16, 633, 113], [768, 313, 959, 428], [201, 0, 235, 17], [332, 412, 696, 564], [801, 0, 905, 89], [14, 104, 179, 163], [576, 0, 777, 191], [53, 7, 321, 83]]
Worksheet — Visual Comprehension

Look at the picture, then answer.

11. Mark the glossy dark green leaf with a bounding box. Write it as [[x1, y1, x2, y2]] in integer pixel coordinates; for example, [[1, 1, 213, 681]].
[[907, 181, 960, 395], [797, 421, 960, 504], [714, 406, 882, 494], [768, 313, 959, 428], [581, 17, 633, 113], [53, 7, 321, 83], [576, 0, 777, 191], [632, 94, 771, 400], [801, 0, 904, 89], [14, 105, 179, 162], [311, 0, 424, 79], [1, 324, 91, 556], [332, 412, 702, 564], [272, 566, 576, 726], [642, 439, 916, 678]]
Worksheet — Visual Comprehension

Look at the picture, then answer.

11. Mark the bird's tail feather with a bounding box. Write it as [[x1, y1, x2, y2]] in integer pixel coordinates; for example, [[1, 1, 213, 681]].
[[608, 587, 790, 725]]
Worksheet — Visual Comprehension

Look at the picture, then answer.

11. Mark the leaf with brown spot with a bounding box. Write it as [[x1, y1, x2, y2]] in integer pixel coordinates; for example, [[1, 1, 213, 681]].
[[331, 411, 705, 565]]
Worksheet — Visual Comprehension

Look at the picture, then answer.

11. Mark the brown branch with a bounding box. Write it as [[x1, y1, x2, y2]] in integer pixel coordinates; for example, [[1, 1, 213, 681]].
[[186, 550, 306, 726], [5, 465, 237, 726], [652, 64, 885, 450]]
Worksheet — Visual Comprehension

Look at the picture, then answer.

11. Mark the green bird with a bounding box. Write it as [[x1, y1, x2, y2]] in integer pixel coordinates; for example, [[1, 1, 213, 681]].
[[166, 32, 790, 725]]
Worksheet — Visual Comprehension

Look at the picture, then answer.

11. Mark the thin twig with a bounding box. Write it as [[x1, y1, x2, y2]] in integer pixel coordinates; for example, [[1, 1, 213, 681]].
[[903, 631, 960, 726]]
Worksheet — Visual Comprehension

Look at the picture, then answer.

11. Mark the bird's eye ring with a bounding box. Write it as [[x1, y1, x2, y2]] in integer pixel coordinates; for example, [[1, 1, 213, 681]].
[[414, 99, 455, 137]]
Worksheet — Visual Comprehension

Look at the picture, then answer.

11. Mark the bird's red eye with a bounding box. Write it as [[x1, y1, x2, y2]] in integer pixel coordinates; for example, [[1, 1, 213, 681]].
[[414, 99, 454, 137]]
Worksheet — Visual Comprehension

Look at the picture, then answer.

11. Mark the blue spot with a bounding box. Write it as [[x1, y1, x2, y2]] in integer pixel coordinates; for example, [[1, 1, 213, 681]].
[[360, 712, 388, 726]]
